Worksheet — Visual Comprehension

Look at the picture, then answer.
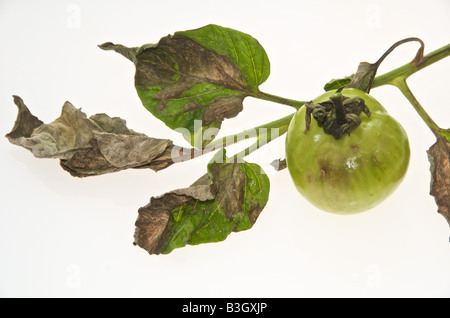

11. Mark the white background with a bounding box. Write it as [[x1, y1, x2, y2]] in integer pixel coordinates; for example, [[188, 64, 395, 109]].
[[1, 0, 449, 298]]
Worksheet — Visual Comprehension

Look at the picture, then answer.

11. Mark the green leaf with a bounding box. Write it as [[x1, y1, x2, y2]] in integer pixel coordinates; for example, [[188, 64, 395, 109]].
[[133, 150, 270, 255], [100, 24, 270, 147], [323, 75, 352, 91]]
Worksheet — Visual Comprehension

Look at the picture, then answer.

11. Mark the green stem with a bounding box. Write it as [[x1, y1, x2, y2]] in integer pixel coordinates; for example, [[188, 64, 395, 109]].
[[372, 42, 450, 142], [207, 113, 293, 150], [253, 90, 306, 110], [372, 43, 450, 88], [174, 113, 294, 162], [221, 43, 450, 157], [231, 115, 292, 162], [391, 77, 450, 142], [174, 42, 450, 163]]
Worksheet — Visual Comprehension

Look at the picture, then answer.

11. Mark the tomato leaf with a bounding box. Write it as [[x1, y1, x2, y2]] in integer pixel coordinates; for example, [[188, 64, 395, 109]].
[[346, 62, 379, 93], [427, 135, 450, 224], [323, 75, 353, 91], [322, 62, 377, 93], [6, 96, 180, 177], [99, 24, 270, 147], [270, 158, 287, 171], [133, 150, 270, 255]]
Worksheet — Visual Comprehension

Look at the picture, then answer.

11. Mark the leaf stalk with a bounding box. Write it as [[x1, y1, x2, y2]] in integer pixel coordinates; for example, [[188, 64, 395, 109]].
[[371, 42, 450, 142], [372, 43, 450, 88], [175, 113, 295, 163], [253, 91, 305, 110], [391, 77, 450, 142]]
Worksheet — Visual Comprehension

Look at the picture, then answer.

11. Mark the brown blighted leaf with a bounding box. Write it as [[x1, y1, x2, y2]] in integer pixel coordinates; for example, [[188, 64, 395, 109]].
[[134, 150, 270, 255], [100, 24, 270, 147], [6, 95, 44, 141], [346, 62, 378, 93], [427, 135, 450, 224], [270, 158, 287, 171], [133, 174, 214, 255], [6, 96, 184, 177]]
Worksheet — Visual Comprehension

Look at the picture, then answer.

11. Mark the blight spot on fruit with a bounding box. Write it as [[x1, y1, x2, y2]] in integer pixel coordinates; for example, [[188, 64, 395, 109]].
[[351, 145, 360, 153], [320, 168, 326, 180], [372, 155, 379, 165]]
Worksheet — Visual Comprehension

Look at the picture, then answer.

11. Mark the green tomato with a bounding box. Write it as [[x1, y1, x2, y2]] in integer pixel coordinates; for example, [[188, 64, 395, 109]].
[[285, 88, 410, 214]]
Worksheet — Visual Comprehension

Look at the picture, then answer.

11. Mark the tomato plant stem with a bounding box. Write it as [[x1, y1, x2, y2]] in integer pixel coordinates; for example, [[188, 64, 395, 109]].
[[230, 115, 292, 162], [372, 43, 450, 88], [392, 77, 450, 142], [183, 42, 450, 162], [371, 41, 450, 142], [330, 93, 347, 125], [253, 91, 305, 110], [207, 113, 293, 149], [176, 113, 295, 162]]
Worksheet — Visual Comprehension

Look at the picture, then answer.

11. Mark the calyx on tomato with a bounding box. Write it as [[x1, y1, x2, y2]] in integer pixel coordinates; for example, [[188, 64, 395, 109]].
[[285, 88, 410, 214], [304, 89, 372, 140]]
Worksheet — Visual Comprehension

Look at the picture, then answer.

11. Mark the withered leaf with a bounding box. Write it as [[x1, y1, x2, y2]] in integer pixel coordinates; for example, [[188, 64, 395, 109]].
[[427, 135, 450, 224], [6, 95, 44, 141], [322, 62, 377, 93], [6, 96, 181, 177], [100, 24, 270, 147], [346, 62, 378, 93], [270, 158, 287, 171], [134, 150, 270, 255]]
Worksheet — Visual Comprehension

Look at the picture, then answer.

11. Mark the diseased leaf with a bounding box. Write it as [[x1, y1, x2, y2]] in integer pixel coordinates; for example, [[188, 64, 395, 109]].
[[324, 62, 378, 94], [270, 158, 287, 171], [133, 150, 270, 255], [100, 24, 270, 147], [177, 24, 270, 88], [427, 135, 450, 224], [6, 96, 182, 177], [346, 62, 379, 93], [323, 75, 353, 91], [6, 95, 44, 141]]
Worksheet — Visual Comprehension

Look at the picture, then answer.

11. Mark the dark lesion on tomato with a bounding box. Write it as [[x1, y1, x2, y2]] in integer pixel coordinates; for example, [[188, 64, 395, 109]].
[[351, 145, 360, 153], [320, 168, 326, 181], [318, 158, 331, 182], [372, 155, 379, 165]]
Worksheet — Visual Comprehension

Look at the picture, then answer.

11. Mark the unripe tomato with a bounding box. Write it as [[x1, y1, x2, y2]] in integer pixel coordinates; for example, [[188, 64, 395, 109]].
[[285, 88, 410, 214]]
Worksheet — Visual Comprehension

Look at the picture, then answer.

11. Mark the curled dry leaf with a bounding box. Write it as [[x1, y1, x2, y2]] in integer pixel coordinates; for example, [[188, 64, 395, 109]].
[[134, 150, 270, 255], [427, 135, 450, 224], [6, 96, 181, 177]]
